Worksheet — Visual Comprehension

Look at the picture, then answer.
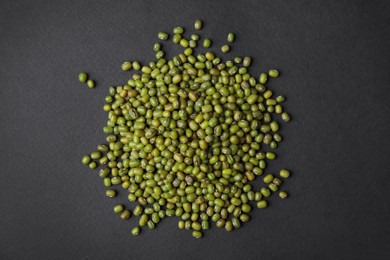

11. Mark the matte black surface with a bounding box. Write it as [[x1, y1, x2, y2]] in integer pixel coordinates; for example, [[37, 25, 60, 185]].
[[1, 0, 390, 259]]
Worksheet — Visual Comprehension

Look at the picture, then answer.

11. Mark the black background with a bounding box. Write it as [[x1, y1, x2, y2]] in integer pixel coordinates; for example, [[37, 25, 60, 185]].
[[1, 0, 390, 259]]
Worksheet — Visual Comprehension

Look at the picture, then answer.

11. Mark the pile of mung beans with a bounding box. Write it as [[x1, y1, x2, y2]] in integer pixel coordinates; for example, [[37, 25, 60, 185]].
[[80, 20, 292, 238]]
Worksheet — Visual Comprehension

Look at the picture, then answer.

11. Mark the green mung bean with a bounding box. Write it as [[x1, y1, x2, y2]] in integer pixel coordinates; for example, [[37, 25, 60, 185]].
[[256, 200, 268, 209], [203, 39, 211, 48], [121, 210, 131, 220], [131, 227, 141, 236], [173, 27, 184, 34], [81, 22, 293, 239], [279, 191, 288, 199], [194, 20, 202, 30], [121, 61, 132, 71], [192, 230, 203, 238], [79, 72, 88, 83], [279, 169, 291, 178], [221, 45, 230, 53], [114, 205, 124, 213], [87, 79, 95, 88], [227, 33, 235, 43], [259, 73, 267, 84], [88, 162, 97, 169], [268, 69, 279, 78], [263, 174, 274, 184], [105, 189, 117, 198], [81, 155, 91, 165], [158, 32, 169, 40], [242, 57, 251, 67], [281, 112, 291, 122]]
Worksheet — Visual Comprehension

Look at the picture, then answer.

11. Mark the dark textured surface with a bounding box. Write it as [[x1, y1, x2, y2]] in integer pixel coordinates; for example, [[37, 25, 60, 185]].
[[1, 0, 390, 259]]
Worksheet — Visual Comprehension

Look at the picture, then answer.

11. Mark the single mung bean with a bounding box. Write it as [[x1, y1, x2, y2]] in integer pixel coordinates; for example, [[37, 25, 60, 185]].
[[189, 40, 197, 48], [268, 182, 278, 192], [153, 43, 161, 52], [139, 214, 149, 226], [203, 39, 211, 48], [89, 162, 97, 169], [239, 214, 250, 222], [192, 230, 203, 238], [173, 27, 184, 34], [132, 61, 141, 70], [225, 220, 233, 232], [133, 205, 143, 216], [114, 204, 124, 213], [242, 57, 251, 67], [266, 152, 276, 160], [121, 61, 132, 71], [202, 220, 210, 230], [221, 45, 230, 53], [191, 34, 200, 41], [279, 169, 291, 178], [147, 220, 155, 229], [247, 94, 258, 105], [263, 174, 274, 184], [276, 95, 285, 103], [131, 227, 141, 236], [234, 56, 242, 64], [178, 220, 185, 229], [263, 90, 273, 99], [105, 189, 117, 198], [78, 72, 88, 83], [103, 177, 111, 187], [81, 155, 91, 165], [227, 33, 235, 43], [180, 39, 189, 48], [260, 187, 271, 197], [279, 191, 288, 199], [158, 32, 169, 40], [216, 219, 226, 228], [281, 112, 291, 122], [257, 200, 268, 209], [268, 69, 279, 78], [254, 192, 262, 201], [191, 221, 202, 231], [194, 20, 202, 30], [121, 210, 131, 220], [273, 178, 282, 186], [172, 34, 182, 44], [241, 204, 251, 213], [259, 73, 267, 84], [184, 48, 193, 56], [87, 79, 95, 88]]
